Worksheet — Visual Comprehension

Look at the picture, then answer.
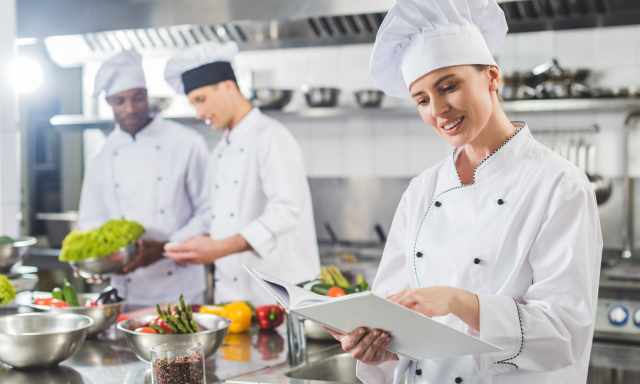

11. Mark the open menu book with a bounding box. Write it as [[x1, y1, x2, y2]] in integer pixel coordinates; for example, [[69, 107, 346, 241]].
[[243, 264, 502, 361]]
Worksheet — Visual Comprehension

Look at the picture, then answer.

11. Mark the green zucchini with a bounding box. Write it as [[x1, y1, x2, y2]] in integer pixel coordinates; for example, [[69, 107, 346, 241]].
[[311, 284, 355, 295]]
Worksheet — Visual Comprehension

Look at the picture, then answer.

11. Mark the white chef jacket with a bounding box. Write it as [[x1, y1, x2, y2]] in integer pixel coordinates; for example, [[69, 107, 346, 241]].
[[78, 115, 209, 306], [357, 124, 602, 384], [207, 108, 320, 305]]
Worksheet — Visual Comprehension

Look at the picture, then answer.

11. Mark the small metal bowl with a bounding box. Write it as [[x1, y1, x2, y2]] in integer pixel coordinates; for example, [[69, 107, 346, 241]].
[[354, 90, 385, 108], [250, 89, 293, 110], [302, 86, 341, 108], [148, 97, 173, 113], [0, 236, 37, 273], [26, 292, 125, 339], [0, 313, 93, 370], [68, 241, 138, 278], [117, 313, 231, 362]]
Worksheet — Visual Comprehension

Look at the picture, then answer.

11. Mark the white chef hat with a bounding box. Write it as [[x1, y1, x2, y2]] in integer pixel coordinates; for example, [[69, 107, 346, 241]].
[[164, 41, 239, 95], [93, 49, 146, 98], [370, 0, 508, 99]]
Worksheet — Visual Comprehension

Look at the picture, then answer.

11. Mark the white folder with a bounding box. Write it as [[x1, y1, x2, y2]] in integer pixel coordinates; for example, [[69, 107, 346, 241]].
[[243, 264, 502, 361]]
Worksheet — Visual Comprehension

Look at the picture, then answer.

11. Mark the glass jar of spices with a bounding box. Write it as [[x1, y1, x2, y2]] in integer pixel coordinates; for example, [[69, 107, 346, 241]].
[[151, 341, 205, 384]]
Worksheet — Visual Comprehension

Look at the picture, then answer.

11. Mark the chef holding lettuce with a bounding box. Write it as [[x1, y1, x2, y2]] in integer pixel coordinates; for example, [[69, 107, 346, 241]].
[[78, 50, 210, 306]]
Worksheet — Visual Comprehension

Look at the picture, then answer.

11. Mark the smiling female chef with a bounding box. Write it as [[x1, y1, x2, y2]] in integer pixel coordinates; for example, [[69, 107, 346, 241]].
[[324, 0, 603, 383]]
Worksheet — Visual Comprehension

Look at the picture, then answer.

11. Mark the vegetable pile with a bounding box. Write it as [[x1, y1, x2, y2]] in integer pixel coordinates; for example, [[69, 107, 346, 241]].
[[311, 265, 370, 297], [0, 235, 14, 245], [33, 282, 123, 308], [0, 274, 16, 307], [59, 219, 144, 262], [136, 295, 199, 334]]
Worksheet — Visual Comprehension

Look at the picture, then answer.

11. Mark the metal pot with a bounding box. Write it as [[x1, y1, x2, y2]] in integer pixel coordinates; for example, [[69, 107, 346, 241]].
[[250, 89, 293, 110], [0, 237, 37, 273], [35, 212, 78, 248], [354, 90, 384, 108], [302, 86, 340, 108]]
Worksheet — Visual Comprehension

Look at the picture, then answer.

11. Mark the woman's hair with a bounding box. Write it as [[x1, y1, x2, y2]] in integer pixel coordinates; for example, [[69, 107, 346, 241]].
[[473, 64, 503, 103]]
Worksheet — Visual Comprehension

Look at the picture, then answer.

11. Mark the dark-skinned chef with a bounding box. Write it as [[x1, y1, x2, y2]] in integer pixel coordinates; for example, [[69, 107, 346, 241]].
[[78, 49, 210, 305]]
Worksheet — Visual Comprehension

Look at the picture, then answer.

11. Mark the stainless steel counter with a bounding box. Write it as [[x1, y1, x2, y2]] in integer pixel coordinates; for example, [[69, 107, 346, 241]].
[[0, 318, 338, 384]]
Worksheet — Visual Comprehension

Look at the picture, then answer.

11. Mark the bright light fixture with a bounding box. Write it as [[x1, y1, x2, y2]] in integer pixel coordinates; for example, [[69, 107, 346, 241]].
[[10, 58, 43, 93]]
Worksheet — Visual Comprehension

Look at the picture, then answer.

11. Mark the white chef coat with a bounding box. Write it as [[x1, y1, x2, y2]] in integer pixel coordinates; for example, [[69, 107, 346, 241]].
[[207, 108, 320, 305], [78, 115, 210, 306], [357, 124, 602, 384]]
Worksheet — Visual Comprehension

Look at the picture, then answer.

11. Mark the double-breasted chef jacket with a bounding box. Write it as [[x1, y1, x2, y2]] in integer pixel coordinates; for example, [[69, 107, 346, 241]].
[[207, 108, 320, 305], [357, 124, 602, 384], [78, 115, 210, 306]]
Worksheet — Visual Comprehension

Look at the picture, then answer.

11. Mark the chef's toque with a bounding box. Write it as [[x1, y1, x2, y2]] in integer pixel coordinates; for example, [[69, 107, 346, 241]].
[[164, 41, 239, 95], [370, 0, 508, 99], [93, 49, 146, 98]]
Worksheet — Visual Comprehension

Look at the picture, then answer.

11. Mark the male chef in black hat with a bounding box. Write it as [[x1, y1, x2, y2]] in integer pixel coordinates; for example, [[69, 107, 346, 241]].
[[163, 41, 320, 304]]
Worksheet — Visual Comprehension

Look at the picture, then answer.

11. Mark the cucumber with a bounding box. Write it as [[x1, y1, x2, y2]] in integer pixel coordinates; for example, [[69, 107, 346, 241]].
[[311, 284, 355, 295]]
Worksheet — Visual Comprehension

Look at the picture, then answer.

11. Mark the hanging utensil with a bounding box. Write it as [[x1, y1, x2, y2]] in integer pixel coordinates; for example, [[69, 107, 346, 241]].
[[584, 141, 612, 205]]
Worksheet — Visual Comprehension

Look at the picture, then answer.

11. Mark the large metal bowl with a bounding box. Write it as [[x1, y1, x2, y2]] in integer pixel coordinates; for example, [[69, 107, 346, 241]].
[[250, 89, 293, 110], [0, 236, 37, 273], [354, 90, 385, 108], [27, 292, 125, 339], [118, 313, 231, 362], [69, 241, 138, 278], [302, 86, 341, 107], [0, 313, 93, 370]]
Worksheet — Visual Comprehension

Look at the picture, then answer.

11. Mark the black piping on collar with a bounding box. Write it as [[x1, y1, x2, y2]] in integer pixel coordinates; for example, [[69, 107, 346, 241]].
[[452, 122, 526, 186]]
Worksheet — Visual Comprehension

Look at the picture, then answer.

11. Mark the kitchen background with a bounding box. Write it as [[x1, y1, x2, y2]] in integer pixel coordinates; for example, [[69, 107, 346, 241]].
[[29, 24, 640, 250]]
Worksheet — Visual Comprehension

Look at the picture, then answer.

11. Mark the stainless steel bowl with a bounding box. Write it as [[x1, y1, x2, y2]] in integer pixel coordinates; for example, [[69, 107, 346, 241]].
[[302, 87, 341, 107], [28, 292, 125, 339], [0, 236, 37, 273], [148, 97, 173, 113], [0, 313, 93, 370], [69, 241, 138, 278], [304, 320, 334, 340], [354, 90, 385, 108], [250, 89, 293, 110], [118, 313, 231, 362]]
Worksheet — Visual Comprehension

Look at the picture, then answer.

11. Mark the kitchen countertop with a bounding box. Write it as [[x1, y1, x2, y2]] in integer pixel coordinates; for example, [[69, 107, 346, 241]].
[[0, 311, 339, 384]]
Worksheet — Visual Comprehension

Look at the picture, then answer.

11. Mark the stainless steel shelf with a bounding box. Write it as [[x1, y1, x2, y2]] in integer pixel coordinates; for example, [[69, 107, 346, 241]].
[[49, 99, 640, 130]]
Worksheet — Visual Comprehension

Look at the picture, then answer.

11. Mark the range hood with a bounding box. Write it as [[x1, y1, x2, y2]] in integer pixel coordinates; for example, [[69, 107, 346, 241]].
[[18, 0, 640, 67]]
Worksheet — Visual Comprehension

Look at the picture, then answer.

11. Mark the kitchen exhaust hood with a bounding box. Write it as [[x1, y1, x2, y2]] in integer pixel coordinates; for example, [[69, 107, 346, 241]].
[[18, 0, 640, 67]]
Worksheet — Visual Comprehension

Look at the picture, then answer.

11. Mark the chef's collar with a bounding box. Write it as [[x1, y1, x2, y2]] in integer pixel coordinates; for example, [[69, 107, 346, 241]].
[[453, 123, 531, 185], [223, 108, 262, 145], [114, 114, 162, 143]]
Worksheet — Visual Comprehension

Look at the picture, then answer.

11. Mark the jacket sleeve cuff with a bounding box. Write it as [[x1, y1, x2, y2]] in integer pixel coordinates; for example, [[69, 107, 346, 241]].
[[356, 359, 405, 384], [473, 294, 524, 377], [240, 220, 276, 257]]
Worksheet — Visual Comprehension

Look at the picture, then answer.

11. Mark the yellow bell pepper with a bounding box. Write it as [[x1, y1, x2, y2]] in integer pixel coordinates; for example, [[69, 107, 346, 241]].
[[221, 302, 252, 333], [199, 305, 225, 316]]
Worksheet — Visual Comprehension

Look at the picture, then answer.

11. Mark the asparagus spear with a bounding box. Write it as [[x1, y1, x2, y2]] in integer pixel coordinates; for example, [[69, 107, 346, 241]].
[[174, 304, 194, 333], [149, 323, 166, 334], [187, 303, 199, 332], [167, 313, 188, 333], [181, 312, 194, 333], [179, 294, 187, 313]]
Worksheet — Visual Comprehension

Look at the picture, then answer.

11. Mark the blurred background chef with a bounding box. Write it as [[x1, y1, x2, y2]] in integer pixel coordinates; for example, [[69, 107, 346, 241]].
[[163, 41, 320, 305], [78, 49, 210, 306]]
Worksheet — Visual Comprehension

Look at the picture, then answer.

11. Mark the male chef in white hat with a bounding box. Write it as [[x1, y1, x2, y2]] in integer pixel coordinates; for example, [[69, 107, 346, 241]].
[[163, 41, 320, 305], [78, 49, 210, 305]]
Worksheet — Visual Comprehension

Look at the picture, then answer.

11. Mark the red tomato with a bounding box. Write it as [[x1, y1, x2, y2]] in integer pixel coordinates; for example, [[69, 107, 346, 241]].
[[135, 327, 157, 334], [83, 300, 101, 307], [152, 317, 172, 334], [50, 300, 71, 308], [33, 298, 55, 306], [327, 287, 346, 297]]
